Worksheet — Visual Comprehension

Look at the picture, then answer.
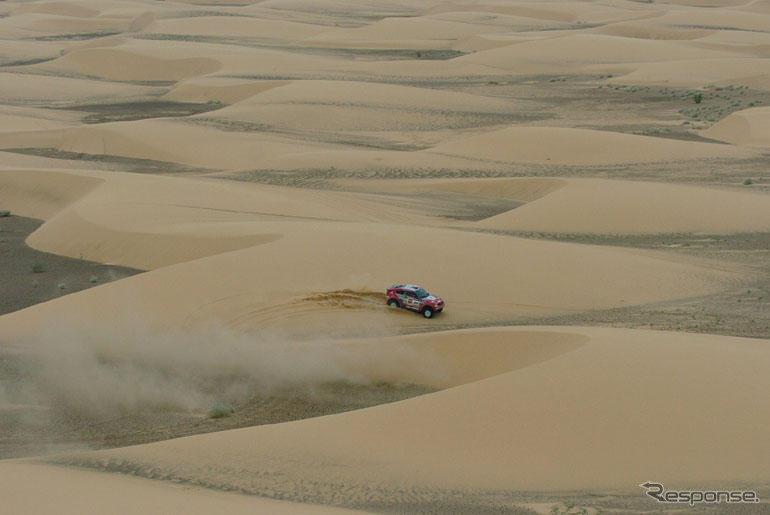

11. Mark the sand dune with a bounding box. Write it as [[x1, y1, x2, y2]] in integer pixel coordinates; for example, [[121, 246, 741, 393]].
[[0, 125, 185, 166], [333, 176, 770, 234], [29, 210, 284, 270], [143, 16, 329, 43], [693, 30, 770, 56], [474, 178, 770, 234], [0, 463, 362, 514], [429, 126, 745, 165], [0, 216, 739, 339], [0, 106, 79, 133], [427, 1, 651, 24], [424, 10, 575, 33], [44, 47, 221, 82], [608, 57, 770, 88], [1, 1, 769, 512], [0, 72, 158, 105], [594, 20, 713, 41], [231, 145, 494, 174], [34, 36, 392, 83], [345, 328, 589, 389], [227, 79, 518, 113], [0, 121, 341, 170], [458, 33, 737, 74], [0, 168, 443, 268], [416, 177, 567, 203], [301, 16, 510, 50], [0, 12, 136, 38], [254, 0, 419, 18], [45, 327, 770, 498], [650, 8, 770, 34], [0, 169, 102, 219], [668, 0, 750, 6], [10, 1, 156, 18], [0, 40, 67, 67], [12, 2, 101, 18], [702, 106, 770, 146], [200, 80, 521, 139], [163, 78, 288, 104], [740, 0, 770, 14]]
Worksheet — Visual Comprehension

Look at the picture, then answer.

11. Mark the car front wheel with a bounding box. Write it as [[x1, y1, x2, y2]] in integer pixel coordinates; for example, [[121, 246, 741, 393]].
[[387, 298, 400, 308], [422, 307, 433, 318]]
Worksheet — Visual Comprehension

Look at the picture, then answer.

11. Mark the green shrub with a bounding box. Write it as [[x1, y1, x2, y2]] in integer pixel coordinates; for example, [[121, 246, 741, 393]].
[[693, 92, 702, 104], [0, 210, 10, 217], [31, 263, 45, 273], [207, 403, 234, 419], [743, 178, 753, 185], [89, 275, 99, 283]]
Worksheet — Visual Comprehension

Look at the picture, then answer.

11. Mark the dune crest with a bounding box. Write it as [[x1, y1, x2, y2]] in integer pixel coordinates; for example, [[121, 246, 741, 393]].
[[429, 126, 744, 165], [702, 106, 770, 145], [1, 1, 768, 512], [46, 48, 221, 82]]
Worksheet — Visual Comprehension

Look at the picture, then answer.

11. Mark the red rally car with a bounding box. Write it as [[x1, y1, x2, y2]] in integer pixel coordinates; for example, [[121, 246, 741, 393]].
[[386, 284, 445, 318]]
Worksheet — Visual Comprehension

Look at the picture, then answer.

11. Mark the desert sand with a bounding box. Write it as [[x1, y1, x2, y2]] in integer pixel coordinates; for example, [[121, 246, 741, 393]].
[[1, 0, 768, 513]]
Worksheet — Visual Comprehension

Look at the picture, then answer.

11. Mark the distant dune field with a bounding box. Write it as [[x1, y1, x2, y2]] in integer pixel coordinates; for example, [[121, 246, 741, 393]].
[[1, 0, 768, 513]]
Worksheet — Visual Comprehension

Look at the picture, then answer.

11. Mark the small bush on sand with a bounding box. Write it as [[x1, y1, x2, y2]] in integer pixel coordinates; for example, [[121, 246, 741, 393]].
[[743, 178, 753, 185], [207, 403, 234, 419], [693, 92, 703, 104], [31, 263, 45, 273], [89, 275, 99, 283], [0, 210, 10, 217]]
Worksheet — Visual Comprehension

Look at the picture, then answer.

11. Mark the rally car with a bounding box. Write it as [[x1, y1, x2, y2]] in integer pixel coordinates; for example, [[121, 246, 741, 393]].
[[386, 284, 445, 318]]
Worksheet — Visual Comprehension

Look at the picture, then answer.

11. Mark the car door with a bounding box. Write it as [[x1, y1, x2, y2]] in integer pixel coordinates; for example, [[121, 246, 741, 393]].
[[404, 291, 419, 310], [396, 289, 411, 308]]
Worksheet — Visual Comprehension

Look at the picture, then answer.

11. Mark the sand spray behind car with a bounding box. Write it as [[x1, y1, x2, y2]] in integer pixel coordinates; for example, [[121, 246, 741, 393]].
[[1, 313, 449, 429]]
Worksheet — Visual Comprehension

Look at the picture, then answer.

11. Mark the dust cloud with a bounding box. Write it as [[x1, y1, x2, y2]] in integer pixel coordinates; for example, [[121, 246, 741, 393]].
[[0, 318, 446, 456]]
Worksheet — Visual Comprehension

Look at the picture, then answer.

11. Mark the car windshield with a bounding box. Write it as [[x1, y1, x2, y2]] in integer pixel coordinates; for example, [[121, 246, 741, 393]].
[[414, 288, 429, 298]]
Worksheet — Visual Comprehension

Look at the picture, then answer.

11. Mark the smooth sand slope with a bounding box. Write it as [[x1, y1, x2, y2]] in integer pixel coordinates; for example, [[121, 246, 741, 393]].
[[472, 178, 770, 234], [0, 167, 445, 268], [0, 72, 159, 106], [337, 176, 770, 234], [607, 57, 770, 88], [1, 0, 769, 512], [0, 463, 362, 515], [46, 48, 222, 82], [702, 106, 770, 146], [0, 121, 338, 171], [41, 327, 770, 502], [457, 33, 739, 73], [428, 126, 747, 165]]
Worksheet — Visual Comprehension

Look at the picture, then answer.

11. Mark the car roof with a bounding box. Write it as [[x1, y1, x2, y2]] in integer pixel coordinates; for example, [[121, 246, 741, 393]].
[[389, 284, 424, 291]]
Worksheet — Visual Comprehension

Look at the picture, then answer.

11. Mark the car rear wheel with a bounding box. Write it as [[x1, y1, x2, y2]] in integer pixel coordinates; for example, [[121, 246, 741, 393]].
[[387, 298, 400, 308], [422, 307, 433, 318]]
